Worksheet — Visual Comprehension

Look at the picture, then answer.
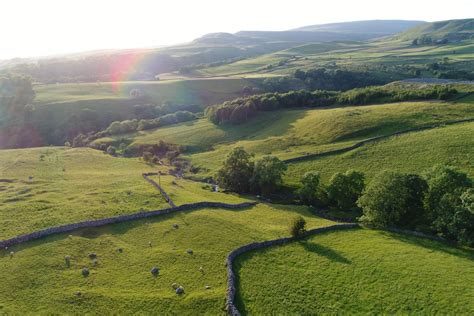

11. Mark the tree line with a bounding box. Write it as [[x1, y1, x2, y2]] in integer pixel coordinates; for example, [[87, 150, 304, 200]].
[[206, 85, 458, 125], [216, 147, 473, 246], [296, 166, 473, 246]]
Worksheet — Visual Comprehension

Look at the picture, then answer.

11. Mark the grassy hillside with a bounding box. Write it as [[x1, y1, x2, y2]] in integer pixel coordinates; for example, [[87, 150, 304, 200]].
[[285, 121, 474, 185], [34, 78, 255, 106], [0, 202, 332, 314], [0, 146, 259, 240], [395, 18, 474, 41], [0, 147, 176, 239], [91, 98, 473, 179], [235, 228, 474, 314]]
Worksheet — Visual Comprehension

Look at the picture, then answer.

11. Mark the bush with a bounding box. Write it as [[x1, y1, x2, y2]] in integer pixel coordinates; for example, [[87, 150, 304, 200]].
[[289, 216, 306, 239], [106, 145, 116, 156], [327, 170, 365, 211]]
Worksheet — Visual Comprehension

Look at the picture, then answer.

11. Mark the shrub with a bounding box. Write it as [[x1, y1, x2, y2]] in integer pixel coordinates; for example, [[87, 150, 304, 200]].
[[106, 145, 116, 156], [289, 216, 307, 239], [327, 170, 365, 211]]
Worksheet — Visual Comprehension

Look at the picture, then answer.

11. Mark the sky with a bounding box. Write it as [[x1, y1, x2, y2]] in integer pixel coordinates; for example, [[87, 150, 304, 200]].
[[1, 0, 472, 60]]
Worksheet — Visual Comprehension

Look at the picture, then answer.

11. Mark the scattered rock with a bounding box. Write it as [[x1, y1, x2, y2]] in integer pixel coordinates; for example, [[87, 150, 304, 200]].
[[151, 267, 159, 275], [173, 224, 179, 229], [176, 286, 184, 295], [82, 267, 90, 277], [88, 253, 97, 259], [92, 259, 98, 266], [68, 235, 73, 239], [9, 251, 14, 259], [65, 255, 71, 267], [117, 248, 123, 253], [75, 291, 82, 297], [171, 283, 178, 289], [186, 249, 193, 255], [199, 266, 204, 272], [148, 241, 152, 247]]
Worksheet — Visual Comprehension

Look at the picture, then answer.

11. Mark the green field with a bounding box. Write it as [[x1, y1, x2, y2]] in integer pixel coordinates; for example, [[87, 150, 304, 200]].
[[34, 79, 256, 106], [1, 19, 474, 314], [285, 121, 474, 185], [234, 228, 474, 314], [0, 201, 332, 313], [97, 99, 474, 179]]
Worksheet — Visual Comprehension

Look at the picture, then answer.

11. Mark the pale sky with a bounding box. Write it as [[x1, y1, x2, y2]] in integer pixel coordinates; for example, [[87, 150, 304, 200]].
[[1, 0, 472, 60]]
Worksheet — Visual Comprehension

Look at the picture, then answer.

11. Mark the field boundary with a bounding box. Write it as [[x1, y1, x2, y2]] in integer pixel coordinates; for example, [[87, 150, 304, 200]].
[[283, 118, 474, 164], [0, 201, 257, 249], [225, 223, 360, 316], [143, 172, 176, 207]]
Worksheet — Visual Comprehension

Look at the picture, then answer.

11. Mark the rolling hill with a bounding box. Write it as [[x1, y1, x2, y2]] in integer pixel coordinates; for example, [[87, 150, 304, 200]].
[[395, 18, 474, 41]]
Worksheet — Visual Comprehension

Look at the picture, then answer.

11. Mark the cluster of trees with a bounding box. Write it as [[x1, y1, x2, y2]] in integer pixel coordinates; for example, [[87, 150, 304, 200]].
[[99, 111, 197, 136], [206, 90, 336, 124], [216, 147, 287, 195], [294, 68, 387, 91], [206, 85, 458, 125], [297, 166, 473, 246], [438, 70, 474, 81]]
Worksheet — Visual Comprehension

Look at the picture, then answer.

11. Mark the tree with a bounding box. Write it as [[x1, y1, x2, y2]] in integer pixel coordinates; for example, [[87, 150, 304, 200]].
[[297, 171, 322, 206], [423, 165, 472, 221], [357, 171, 427, 228], [289, 216, 306, 239], [250, 155, 287, 195], [423, 165, 473, 243], [216, 147, 254, 193], [327, 170, 365, 211]]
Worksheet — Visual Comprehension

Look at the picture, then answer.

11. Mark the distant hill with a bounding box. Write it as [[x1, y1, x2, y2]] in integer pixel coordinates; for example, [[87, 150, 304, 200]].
[[293, 20, 425, 35], [395, 18, 474, 42]]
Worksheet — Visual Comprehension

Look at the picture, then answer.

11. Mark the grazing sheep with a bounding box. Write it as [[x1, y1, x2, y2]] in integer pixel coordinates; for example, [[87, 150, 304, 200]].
[[9, 251, 14, 259], [171, 283, 178, 289], [176, 286, 184, 295], [65, 255, 71, 267], [186, 249, 193, 255], [150, 267, 159, 275], [88, 253, 97, 260], [82, 267, 90, 277], [117, 248, 123, 253], [173, 223, 179, 229]]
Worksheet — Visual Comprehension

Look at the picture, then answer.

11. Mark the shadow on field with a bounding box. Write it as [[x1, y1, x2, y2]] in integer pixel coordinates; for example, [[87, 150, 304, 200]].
[[300, 241, 352, 264], [381, 231, 474, 261]]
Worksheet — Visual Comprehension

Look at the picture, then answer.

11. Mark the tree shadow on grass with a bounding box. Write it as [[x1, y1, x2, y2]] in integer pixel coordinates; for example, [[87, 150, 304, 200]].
[[299, 241, 352, 264], [379, 230, 474, 262]]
